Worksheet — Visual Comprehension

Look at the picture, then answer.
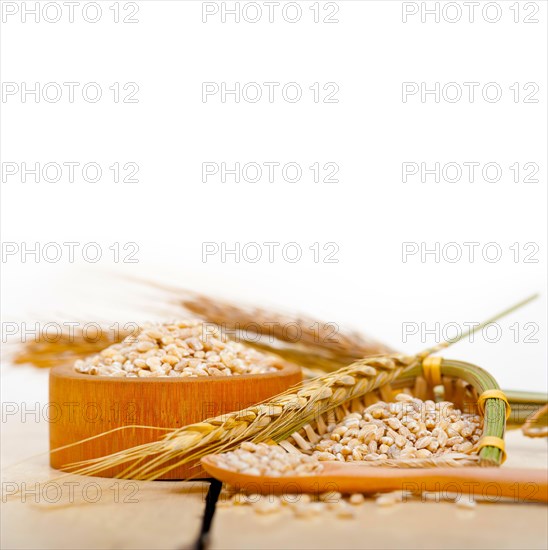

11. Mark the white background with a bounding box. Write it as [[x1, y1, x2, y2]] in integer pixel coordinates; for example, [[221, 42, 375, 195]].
[[1, 0, 547, 397]]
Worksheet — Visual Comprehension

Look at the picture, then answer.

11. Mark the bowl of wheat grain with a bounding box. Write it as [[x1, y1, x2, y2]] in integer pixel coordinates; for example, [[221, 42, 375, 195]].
[[49, 320, 302, 479]]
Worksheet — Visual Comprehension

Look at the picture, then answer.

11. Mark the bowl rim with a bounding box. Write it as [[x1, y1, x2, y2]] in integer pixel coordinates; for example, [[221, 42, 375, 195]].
[[49, 359, 302, 384]]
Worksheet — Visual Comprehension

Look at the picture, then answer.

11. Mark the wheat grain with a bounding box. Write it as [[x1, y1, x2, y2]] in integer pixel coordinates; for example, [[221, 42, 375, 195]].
[[348, 493, 365, 505]]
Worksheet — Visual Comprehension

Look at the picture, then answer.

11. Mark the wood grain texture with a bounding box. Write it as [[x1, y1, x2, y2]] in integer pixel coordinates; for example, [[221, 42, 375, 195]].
[[49, 362, 302, 479]]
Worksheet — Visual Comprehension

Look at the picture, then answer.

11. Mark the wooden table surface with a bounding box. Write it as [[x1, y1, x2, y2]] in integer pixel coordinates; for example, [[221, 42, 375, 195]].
[[2, 368, 547, 550]]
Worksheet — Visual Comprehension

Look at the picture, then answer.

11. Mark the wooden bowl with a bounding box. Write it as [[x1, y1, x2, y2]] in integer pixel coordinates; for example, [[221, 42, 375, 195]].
[[49, 361, 302, 479]]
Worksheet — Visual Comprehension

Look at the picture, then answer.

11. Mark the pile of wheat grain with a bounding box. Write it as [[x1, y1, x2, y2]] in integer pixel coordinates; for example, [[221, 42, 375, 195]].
[[74, 320, 279, 377], [211, 394, 482, 477], [309, 393, 482, 462]]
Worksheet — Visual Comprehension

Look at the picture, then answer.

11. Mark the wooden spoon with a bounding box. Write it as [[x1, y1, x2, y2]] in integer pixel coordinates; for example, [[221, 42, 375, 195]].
[[201, 455, 547, 502]]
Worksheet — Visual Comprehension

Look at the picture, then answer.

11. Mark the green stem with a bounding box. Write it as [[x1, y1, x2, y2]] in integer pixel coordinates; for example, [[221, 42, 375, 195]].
[[418, 294, 539, 358], [503, 389, 548, 404], [503, 390, 548, 426]]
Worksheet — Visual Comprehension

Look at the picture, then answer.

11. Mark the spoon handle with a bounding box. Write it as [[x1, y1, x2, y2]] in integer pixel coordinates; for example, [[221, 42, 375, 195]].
[[324, 466, 548, 502]]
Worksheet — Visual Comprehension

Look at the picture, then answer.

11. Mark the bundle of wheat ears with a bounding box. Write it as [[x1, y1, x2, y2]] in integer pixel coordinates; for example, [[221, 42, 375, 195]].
[[11, 284, 547, 480]]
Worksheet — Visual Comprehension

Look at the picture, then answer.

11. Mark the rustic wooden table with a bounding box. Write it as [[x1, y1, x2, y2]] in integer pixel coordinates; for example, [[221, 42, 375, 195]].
[[2, 368, 547, 550]]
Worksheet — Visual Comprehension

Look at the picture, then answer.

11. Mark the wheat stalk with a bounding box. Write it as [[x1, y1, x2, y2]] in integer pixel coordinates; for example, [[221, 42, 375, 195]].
[[176, 291, 393, 371], [10, 325, 136, 368], [63, 354, 414, 479]]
